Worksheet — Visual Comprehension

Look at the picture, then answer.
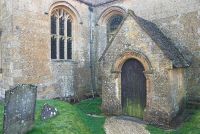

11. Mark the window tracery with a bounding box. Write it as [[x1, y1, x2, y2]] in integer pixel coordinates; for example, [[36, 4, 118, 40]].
[[107, 15, 123, 42], [51, 8, 73, 60]]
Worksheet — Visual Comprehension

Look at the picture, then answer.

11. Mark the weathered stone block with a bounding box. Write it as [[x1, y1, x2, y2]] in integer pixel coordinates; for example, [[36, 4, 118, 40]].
[[3, 84, 37, 134]]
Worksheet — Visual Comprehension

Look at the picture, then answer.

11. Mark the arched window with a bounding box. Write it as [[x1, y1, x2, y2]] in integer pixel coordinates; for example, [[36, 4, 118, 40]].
[[107, 15, 123, 42], [51, 7, 72, 60]]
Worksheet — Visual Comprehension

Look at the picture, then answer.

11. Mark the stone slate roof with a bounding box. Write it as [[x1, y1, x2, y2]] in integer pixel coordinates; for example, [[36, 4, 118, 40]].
[[99, 10, 191, 68], [77, 0, 118, 6], [130, 11, 190, 68]]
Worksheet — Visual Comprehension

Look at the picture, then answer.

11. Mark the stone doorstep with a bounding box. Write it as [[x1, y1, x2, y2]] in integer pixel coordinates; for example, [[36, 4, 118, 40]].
[[113, 116, 148, 125], [104, 116, 150, 134], [110, 115, 180, 131], [86, 113, 104, 118]]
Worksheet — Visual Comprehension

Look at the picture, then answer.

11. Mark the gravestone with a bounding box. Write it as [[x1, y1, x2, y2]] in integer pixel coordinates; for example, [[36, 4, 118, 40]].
[[41, 103, 58, 120], [3, 84, 37, 134]]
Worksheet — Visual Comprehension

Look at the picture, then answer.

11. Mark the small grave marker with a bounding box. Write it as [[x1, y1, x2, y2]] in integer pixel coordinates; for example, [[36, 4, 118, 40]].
[[3, 84, 37, 134], [41, 103, 58, 120]]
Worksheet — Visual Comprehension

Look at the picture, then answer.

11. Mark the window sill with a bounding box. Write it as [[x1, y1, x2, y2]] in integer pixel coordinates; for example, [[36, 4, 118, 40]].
[[51, 59, 78, 64]]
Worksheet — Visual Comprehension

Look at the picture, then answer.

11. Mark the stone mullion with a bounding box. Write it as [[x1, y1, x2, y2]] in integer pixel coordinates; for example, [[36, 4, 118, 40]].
[[64, 15, 69, 60], [56, 13, 60, 60], [71, 19, 73, 60]]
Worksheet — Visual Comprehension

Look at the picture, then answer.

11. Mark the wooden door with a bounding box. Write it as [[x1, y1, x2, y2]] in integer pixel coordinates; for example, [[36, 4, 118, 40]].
[[121, 59, 146, 118]]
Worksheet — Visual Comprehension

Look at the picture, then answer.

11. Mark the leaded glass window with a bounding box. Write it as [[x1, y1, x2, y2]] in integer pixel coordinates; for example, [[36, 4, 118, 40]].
[[107, 15, 123, 42], [51, 37, 57, 59], [51, 8, 73, 60]]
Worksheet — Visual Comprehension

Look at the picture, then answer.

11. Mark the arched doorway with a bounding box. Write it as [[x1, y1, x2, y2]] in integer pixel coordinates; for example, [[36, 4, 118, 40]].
[[121, 59, 146, 119]]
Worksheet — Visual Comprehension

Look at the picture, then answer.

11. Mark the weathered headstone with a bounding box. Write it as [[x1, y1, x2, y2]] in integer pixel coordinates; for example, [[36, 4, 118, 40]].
[[41, 103, 58, 120], [3, 84, 37, 134]]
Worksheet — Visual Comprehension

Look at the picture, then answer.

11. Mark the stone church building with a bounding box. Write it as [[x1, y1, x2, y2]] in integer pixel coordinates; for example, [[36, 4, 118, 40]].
[[0, 0, 199, 125]]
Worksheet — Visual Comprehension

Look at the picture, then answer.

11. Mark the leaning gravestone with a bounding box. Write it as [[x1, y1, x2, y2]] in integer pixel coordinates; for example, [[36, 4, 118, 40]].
[[3, 84, 37, 134]]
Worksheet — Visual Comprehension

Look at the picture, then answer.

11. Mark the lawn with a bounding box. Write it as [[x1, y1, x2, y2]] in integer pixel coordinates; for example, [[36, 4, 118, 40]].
[[0, 98, 105, 134], [0, 98, 200, 134], [0, 103, 3, 134], [146, 109, 200, 134]]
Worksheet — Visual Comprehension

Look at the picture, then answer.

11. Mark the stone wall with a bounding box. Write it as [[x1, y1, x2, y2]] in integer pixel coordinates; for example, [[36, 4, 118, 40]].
[[0, 0, 93, 99], [0, 0, 2, 79], [152, 11, 200, 100], [100, 13, 187, 125], [95, 0, 200, 100], [0, 0, 199, 100], [168, 68, 186, 113], [0, 0, 14, 98]]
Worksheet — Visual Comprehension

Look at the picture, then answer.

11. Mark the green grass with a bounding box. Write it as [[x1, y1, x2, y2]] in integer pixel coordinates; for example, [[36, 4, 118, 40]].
[[0, 98, 105, 134], [1, 97, 199, 134], [146, 109, 200, 134], [0, 102, 3, 134], [146, 125, 171, 134], [75, 98, 106, 134], [75, 98, 103, 115]]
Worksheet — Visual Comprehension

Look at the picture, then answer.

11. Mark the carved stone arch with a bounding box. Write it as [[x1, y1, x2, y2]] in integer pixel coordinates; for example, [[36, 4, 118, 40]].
[[112, 50, 153, 74], [96, 6, 127, 26], [111, 50, 153, 116], [49, 1, 83, 24]]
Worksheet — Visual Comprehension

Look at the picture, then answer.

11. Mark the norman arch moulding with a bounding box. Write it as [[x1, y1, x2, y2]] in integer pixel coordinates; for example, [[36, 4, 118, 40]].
[[111, 51, 154, 111], [112, 51, 153, 74]]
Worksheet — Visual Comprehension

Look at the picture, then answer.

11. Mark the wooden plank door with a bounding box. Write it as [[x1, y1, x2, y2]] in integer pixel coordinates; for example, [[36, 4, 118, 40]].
[[121, 59, 146, 118]]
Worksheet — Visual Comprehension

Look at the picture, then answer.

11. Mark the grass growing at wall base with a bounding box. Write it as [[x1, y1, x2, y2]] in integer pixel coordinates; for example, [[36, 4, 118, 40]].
[[146, 109, 200, 134], [0, 98, 105, 134], [0, 102, 3, 134], [75, 98, 105, 134]]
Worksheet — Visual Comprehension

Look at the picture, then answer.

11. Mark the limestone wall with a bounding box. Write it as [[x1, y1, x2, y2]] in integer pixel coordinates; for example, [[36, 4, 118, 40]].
[[0, 0, 93, 99], [152, 11, 200, 100], [0, 0, 199, 100], [101, 13, 187, 125], [0, 0, 15, 98], [0, 0, 2, 76], [95, 0, 200, 100], [168, 68, 186, 114]]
